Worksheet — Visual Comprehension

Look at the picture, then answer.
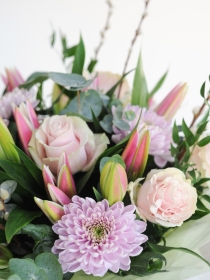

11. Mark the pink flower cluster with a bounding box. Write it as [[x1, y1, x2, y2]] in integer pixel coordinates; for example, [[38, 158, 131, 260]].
[[52, 196, 148, 277]]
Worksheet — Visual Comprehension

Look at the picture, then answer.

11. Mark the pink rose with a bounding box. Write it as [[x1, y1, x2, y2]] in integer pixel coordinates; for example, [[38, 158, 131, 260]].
[[136, 168, 197, 227], [28, 115, 109, 174]]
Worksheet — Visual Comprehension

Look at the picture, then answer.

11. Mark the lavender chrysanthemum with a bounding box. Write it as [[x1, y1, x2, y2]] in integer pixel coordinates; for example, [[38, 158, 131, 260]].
[[0, 87, 38, 125], [52, 196, 148, 277], [112, 105, 174, 167]]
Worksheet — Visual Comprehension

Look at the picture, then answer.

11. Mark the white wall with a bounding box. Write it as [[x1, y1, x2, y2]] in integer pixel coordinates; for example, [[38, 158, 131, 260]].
[[1, 0, 210, 123]]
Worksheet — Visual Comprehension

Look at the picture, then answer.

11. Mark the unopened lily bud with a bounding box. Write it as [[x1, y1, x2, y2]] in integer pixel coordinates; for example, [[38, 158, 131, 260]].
[[0, 117, 20, 162], [155, 83, 188, 120], [122, 129, 150, 181], [100, 161, 128, 205]]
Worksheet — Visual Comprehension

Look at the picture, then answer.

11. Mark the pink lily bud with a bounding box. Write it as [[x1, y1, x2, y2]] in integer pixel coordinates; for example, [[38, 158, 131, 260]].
[[122, 129, 150, 181], [13, 101, 39, 155], [42, 165, 55, 188], [100, 161, 128, 205], [57, 152, 76, 198], [155, 83, 188, 120], [47, 183, 71, 205], [34, 197, 64, 223], [1, 68, 24, 92]]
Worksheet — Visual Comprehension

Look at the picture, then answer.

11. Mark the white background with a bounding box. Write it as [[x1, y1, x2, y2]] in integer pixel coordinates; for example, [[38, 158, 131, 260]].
[[1, 0, 210, 123]]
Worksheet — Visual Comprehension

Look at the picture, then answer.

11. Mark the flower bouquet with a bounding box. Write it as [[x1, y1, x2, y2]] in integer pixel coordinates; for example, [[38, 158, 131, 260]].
[[1, 2, 210, 280]]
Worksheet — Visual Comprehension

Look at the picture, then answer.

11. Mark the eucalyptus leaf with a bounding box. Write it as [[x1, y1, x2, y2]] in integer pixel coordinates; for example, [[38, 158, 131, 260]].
[[91, 108, 103, 133], [99, 94, 110, 107], [20, 224, 56, 242], [113, 119, 130, 131], [20, 72, 49, 89], [61, 90, 102, 120], [132, 51, 148, 107], [7, 274, 21, 280], [99, 114, 113, 133], [72, 35, 85, 75], [99, 157, 111, 172], [5, 207, 42, 243], [49, 72, 86, 87], [124, 110, 136, 121]]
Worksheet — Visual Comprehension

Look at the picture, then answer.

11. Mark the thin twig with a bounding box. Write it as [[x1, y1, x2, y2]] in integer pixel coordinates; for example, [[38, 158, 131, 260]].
[[190, 95, 210, 128], [94, 0, 113, 61], [117, 0, 151, 98]]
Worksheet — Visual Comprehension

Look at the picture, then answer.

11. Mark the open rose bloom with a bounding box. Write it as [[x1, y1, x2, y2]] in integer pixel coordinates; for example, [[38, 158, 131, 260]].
[[28, 115, 109, 174], [133, 168, 197, 227]]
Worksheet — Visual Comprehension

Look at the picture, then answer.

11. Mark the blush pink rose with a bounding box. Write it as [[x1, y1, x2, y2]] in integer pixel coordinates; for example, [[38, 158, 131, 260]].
[[28, 115, 109, 174], [136, 168, 197, 227]]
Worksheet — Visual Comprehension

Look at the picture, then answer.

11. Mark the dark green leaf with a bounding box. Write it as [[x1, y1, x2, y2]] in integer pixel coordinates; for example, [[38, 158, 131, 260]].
[[93, 187, 103, 201], [196, 121, 209, 135], [5, 207, 42, 243], [190, 210, 210, 220], [61, 90, 102, 120], [106, 69, 133, 98], [149, 70, 168, 97], [172, 121, 179, 144], [50, 30, 56, 47], [13, 145, 44, 188], [147, 242, 210, 267], [182, 119, 195, 146], [20, 224, 55, 241], [132, 51, 148, 107], [0, 159, 39, 196], [202, 194, 210, 203], [76, 165, 95, 194], [200, 81, 206, 98], [170, 143, 177, 157], [196, 198, 210, 212], [72, 35, 85, 75], [194, 178, 210, 188], [87, 59, 97, 73], [188, 169, 196, 180], [0, 268, 10, 279], [0, 229, 6, 243], [63, 45, 77, 59], [91, 109, 103, 132], [99, 114, 113, 133], [0, 171, 12, 183], [198, 135, 210, 147]]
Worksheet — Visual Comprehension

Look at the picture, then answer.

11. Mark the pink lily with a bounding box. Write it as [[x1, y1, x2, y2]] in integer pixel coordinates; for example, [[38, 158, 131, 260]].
[[155, 83, 188, 120], [13, 101, 39, 155], [1, 68, 24, 92], [100, 161, 128, 206], [122, 129, 150, 181]]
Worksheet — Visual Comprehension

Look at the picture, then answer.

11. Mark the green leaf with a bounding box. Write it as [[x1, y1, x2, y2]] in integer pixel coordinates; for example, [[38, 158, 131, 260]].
[[35, 253, 63, 280], [106, 69, 133, 98], [20, 72, 49, 89], [0, 229, 6, 243], [0, 159, 39, 196], [50, 30, 56, 47], [91, 108, 103, 133], [99, 157, 111, 172], [131, 51, 148, 107], [196, 198, 210, 212], [196, 120, 208, 135], [13, 145, 44, 188], [202, 194, 210, 203], [63, 45, 77, 59], [99, 155, 126, 172], [7, 274, 22, 280], [20, 224, 56, 242], [93, 187, 103, 201], [72, 35, 85, 75], [76, 165, 95, 194], [9, 258, 48, 280], [172, 121, 179, 144], [182, 119, 195, 146], [87, 59, 97, 73], [147, 242, 210, 267], [0, 268, 10, 279], [149, 70, 168, 97], [99, 114, 113, 133], [61, 90, 103, 120], [49, 72, 85, 87], [194, 178, 210, 188], [198, 135, 210, 147], [5, 207, 42, 243], [0, 171, 12, 183], [124, 110, 136, 121], [200, 81, 206, 98]]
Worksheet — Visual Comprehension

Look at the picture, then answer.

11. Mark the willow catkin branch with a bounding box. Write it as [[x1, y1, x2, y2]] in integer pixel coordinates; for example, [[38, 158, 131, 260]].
[[117, 0, 151, 98], [94, 0, 113, 61]]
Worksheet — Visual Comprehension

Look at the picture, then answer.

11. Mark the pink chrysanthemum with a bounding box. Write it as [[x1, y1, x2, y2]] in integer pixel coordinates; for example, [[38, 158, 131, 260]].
[[0, 87, 38, 125], [52, 196, 148, 277], [112, 105, 174, 167]]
